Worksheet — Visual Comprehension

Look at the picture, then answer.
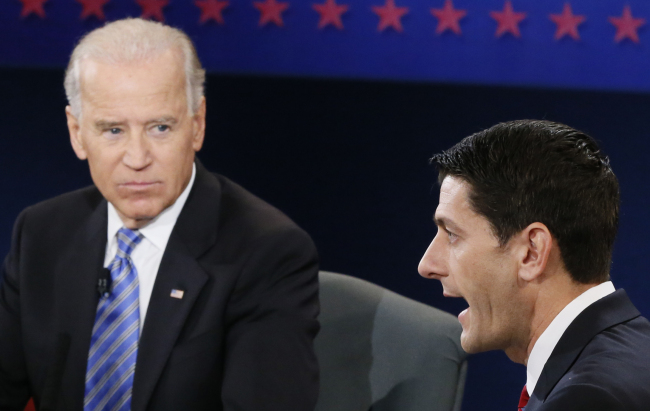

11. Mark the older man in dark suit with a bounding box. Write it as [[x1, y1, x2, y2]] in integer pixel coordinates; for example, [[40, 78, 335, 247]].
[[418, 120, 650, 410], [0, 18, 319, 411]]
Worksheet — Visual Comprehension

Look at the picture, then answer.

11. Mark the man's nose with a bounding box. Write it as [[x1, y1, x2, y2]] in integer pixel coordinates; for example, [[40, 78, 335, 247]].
[[418, 235, 446, 280], [123, 132, 152, 170]]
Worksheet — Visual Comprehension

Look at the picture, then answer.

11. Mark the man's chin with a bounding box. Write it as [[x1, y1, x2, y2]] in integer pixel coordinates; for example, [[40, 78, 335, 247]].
[[460, 331, 486, 354], [115, 206, 162, 228], [460, 335, 476, 354]]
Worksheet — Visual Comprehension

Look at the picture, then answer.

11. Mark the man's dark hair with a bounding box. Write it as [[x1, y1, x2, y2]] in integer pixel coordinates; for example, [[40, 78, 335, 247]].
[[432, 119, 619, 284]]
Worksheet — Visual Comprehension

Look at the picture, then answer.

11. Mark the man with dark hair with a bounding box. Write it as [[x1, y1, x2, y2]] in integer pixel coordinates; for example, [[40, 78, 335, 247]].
[[418, 119, 650, 410]]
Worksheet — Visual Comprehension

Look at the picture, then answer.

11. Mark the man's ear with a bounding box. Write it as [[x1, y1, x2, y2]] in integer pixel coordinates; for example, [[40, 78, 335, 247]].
[[517, 222, 553, 282], [66, 106, 87, 160], [191, 96, 206, 152]]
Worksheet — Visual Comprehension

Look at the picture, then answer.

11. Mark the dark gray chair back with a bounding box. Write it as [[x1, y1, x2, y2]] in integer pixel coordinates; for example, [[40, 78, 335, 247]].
[[315, 271, 467, 411]]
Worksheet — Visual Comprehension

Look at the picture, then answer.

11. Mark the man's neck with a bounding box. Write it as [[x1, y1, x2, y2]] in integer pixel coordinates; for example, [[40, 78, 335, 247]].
[[524, 280, 599, 364], [522, 280, 615, 396], [503, 272, 598, 365]]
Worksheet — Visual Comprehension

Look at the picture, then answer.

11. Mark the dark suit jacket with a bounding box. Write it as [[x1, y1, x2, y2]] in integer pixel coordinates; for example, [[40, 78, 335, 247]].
[[526, 289, 650, 411], [0, 162, 320, 411]]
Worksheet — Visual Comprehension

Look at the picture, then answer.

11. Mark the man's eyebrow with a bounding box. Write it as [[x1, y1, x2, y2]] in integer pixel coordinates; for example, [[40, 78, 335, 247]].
[[147, 116, 178, 125], [94, 120, 124, 129], [434, 216, 463, 233], [433, 216, 447, 228]]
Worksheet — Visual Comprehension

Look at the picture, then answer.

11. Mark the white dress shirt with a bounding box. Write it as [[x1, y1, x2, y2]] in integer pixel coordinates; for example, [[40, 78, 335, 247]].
[[104, 163, 196, 330], [526, 281, 616, 395]]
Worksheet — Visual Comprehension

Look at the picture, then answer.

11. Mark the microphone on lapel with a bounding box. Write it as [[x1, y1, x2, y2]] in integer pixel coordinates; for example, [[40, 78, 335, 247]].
[[97, 268, 112, 298]]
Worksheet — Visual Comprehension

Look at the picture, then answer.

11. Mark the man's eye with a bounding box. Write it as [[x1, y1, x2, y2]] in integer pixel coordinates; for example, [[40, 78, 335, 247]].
[[109, 128, 121, 135], [155, 125, 170, 133], [447, 231, 458, 242]]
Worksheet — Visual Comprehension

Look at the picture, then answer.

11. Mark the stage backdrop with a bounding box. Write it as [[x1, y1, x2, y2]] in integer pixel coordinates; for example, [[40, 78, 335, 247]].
[[3, 0, 650, 91], [2, 1, 650, 410]]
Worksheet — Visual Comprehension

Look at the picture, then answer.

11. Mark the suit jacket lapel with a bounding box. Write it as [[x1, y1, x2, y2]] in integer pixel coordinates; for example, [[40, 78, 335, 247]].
[[531, 289, 641, 406], [55, 193, 107, 410], [131, 161, 221, 411]]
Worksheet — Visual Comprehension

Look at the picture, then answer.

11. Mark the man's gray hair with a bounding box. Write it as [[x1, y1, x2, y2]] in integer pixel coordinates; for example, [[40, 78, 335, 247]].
[[64, 18, 206, 118]]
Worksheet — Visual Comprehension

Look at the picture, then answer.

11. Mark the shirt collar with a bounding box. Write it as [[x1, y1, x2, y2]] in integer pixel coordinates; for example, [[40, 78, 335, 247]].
[[107, 163, 196, 251], [526, 280, 616, 395]]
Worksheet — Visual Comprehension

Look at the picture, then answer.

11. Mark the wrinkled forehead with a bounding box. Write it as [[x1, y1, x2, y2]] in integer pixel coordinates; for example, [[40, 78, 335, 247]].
[[78, 47, 185, 88], [78, 51, 187, 108]]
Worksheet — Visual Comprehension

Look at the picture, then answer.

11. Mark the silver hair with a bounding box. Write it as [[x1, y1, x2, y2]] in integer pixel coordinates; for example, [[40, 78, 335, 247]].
[[64, 18, 205, 118]]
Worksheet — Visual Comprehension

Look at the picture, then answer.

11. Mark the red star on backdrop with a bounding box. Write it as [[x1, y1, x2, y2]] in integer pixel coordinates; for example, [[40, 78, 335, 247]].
[[490, 1, 526, 38], [195, 0, 229, 24], [372, 0, 409, 33], [77, 0, 110, 20], [430, 0, 466, 35], [549, 3, 585, 41], [254, 0, 289, 27], [19, 0, 48, 18], [609, 5, 645, 44], [136, 0, 168, 22], [313, 0, 349, 30]]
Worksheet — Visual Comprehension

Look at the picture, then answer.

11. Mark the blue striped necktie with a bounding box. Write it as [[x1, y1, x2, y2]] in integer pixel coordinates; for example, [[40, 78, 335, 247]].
[[84, 227, 143, 411]]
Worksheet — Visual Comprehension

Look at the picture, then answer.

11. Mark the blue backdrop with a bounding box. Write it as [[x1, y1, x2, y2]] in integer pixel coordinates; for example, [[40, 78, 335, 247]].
[[2, 1, 650, 410], [3, 0, 650, 91]]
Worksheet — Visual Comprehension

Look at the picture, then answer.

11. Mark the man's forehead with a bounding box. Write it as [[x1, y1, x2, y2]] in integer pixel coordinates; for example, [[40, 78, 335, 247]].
[[77, 52, 187, 115], [435, 176, 478, 227], [79, 49, 184, 83], [439, 176, 471, 206]]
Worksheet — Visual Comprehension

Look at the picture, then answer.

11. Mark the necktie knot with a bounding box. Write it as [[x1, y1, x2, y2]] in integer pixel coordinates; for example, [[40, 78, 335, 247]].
[[116, 227, 143, 259], [518, 385, 530, 411]]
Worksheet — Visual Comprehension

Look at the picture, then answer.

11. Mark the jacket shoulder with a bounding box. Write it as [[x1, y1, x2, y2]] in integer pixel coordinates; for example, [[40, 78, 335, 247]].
[[21, 186, 101, 220], [547, 316, 650, 410], [536, 383, 623, 411], [17, 186, 103, 235], [215, 174, 308, 238], [199, 173, 316, 263]]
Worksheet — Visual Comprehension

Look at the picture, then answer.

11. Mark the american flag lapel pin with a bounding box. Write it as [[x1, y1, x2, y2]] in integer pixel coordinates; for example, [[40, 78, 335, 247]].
[[170, 289, 185, 299]]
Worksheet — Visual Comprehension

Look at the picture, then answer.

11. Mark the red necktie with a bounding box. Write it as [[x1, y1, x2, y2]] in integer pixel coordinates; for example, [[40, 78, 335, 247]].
[[518, 385, 530, 411]]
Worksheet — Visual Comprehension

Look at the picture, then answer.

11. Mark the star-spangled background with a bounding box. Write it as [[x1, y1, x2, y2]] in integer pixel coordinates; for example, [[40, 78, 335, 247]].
[[3, 0, 650, 90], [2, 1, 650, 410]]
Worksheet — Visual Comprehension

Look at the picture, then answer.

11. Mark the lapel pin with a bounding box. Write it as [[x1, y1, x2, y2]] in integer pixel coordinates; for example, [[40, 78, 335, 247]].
[[170, 289, 185, 299]]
